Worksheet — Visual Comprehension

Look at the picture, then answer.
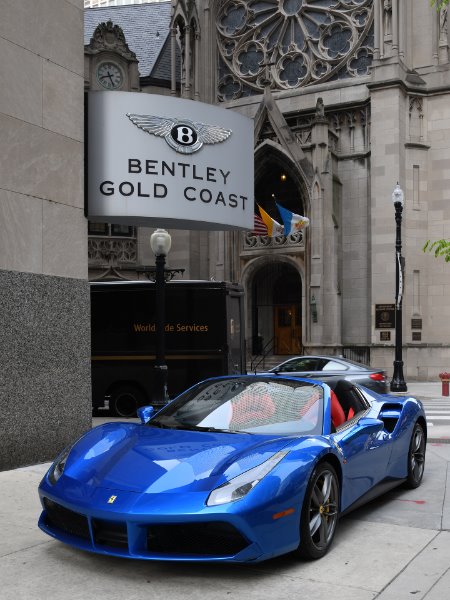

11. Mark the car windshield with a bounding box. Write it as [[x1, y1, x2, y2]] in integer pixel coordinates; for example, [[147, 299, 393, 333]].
[[148, 377, 324, 435]]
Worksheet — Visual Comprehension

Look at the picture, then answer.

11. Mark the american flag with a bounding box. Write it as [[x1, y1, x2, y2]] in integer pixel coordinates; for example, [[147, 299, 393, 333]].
[[253, 213, 268, 236]]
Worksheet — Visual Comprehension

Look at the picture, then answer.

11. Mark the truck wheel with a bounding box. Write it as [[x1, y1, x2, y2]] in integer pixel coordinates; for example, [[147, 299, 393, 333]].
[[110, 386, 144, 418]]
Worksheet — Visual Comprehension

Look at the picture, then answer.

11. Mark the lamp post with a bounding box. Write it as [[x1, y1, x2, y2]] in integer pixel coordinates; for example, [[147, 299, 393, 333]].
[[150, 228, 172, 406], [390, 183, 407, 392]]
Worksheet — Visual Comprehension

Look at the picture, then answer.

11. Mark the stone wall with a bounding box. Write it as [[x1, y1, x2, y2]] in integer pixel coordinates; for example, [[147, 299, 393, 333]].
[[0, 0, 91, 470], [0, 271, 91, 469]]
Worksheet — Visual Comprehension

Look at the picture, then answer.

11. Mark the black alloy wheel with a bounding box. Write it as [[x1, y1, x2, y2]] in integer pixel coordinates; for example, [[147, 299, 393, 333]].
[[110, 385, 143, 418], [297, 462, 340, 560], [405, 422, 426, 489]]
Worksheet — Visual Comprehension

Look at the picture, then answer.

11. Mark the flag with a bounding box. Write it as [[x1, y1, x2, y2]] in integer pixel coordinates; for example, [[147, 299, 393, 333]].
[[253, 213, 268, 236], [276, 203, 310, 236], [258, 205, 284, 237]]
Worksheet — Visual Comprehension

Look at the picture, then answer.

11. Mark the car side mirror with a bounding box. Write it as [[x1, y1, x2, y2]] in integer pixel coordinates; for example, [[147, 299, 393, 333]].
[[137, 405, 155, 424]]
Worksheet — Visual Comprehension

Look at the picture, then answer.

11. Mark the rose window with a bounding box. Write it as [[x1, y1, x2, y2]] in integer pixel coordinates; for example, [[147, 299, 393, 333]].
[[217, 0, 374, 100]]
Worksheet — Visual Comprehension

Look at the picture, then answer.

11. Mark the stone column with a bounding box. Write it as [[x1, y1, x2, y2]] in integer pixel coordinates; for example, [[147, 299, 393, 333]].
[[184, 25, 191, 97], [194, 29, 200, 100], [309, 99, 341, 347], [171, 26, 177, 96], [374, 0, 381, 60], [398, 0, 405, 59], [379, 0, 385, 58], [311, 98, 329, 175], [392, 0, 399, 53]]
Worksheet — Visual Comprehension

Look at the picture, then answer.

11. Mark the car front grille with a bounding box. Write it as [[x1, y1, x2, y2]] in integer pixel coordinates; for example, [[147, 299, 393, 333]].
[[43, 498, 90, 541], [43, 499, 249, 558], [92, 518, 128, 549], [146, 522, 249, 556]]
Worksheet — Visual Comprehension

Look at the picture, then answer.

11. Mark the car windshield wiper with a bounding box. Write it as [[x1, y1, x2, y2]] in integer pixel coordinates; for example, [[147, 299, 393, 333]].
[[171, 423, 245, 434], [197, 426, 245, 434], [149, 421, 250, 434]]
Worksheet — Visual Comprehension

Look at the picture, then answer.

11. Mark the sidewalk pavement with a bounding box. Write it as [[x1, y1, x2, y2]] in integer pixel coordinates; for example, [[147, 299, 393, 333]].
[[396, 381, 443, 399], [1, 382, 449, 600]]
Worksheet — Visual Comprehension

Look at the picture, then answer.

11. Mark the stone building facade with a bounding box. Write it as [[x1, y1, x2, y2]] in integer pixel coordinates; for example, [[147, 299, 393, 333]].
[[178, 0, 450, 380], [1, 0, 90, 470], [84, 1, 450, 381]]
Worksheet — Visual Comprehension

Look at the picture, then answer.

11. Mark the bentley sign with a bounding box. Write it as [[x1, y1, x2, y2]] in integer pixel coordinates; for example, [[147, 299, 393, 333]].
[[87, 92, 254, 230]]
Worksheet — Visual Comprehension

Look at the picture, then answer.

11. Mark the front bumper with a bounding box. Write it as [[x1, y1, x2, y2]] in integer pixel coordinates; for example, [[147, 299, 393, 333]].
[[38, 478, 302, 563]]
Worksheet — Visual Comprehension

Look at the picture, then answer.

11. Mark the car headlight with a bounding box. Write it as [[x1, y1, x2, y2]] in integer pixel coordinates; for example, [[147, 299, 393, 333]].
[[206, 450, 288, 506], [48, 446, 72, 485]]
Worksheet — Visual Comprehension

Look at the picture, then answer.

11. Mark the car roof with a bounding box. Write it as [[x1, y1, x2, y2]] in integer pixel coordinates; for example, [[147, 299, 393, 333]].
[[279, 355, 368, 369]]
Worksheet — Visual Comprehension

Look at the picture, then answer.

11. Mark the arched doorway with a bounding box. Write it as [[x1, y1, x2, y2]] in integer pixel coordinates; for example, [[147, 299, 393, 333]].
[[246, 143, 309, 359], [252, 262, 302, 356]]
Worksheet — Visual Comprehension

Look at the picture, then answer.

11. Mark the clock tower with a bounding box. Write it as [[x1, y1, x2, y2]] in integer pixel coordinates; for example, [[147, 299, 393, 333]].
[[84, 19, 141, 280], [85, 19, 139, 92]]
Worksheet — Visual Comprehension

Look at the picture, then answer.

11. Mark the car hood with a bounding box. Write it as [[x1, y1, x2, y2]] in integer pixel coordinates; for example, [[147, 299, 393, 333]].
[[61, 422, 294, 495]]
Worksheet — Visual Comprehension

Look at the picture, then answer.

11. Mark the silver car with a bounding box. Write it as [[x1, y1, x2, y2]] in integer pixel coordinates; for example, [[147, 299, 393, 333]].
[[262, 355, 388, 394]]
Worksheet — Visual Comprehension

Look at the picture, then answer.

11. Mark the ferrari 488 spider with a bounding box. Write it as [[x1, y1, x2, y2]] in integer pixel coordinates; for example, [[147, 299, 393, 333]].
[[38, 375, 426, 563]]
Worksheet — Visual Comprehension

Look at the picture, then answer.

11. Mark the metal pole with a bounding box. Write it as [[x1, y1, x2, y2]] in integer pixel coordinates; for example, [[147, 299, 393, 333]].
[[153, 253, 169, 405], [390, 200, 407, 392]]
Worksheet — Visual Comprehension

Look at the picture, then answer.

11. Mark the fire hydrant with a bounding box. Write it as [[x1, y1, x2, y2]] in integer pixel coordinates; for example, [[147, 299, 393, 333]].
[[439, 372, 450, 397]]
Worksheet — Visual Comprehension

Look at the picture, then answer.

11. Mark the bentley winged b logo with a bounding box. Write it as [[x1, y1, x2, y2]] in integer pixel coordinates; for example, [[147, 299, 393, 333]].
[[126, 113, 232, 154]]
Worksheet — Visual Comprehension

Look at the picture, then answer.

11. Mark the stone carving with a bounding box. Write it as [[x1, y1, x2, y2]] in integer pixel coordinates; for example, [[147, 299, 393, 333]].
[[295, 129, 312, 146], [217, 0, 374, 99], [315, 97, 325, 118], [328, 105, 371, 154], [85, 20, 137, 60], [244, 230, 305, 250], [88, 238, 137, 266]]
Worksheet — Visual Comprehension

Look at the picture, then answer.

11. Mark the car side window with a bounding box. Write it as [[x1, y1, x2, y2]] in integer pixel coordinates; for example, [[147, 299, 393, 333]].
[[334, 384, 370, 422], [322, 360, 348, 371], [352, 387, 371, 411], [279, 358, 318, 372]]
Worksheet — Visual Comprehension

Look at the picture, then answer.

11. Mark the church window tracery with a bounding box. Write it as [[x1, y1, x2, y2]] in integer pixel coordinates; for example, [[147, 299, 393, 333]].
[[217, 0, 374, 100]]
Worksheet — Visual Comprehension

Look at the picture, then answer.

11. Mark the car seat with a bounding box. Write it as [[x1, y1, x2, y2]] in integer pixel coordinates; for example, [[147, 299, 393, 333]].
[[334, 380, 361, 420], [330, 390, 346, 428]]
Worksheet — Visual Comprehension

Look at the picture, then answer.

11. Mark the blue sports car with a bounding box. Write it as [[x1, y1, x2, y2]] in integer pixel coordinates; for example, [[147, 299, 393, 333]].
[[38, 375, 426, 562]]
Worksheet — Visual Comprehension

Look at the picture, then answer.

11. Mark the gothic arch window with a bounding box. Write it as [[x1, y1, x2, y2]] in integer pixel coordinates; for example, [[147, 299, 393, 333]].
[[254, 143, 309, 217], [217, 0, 374, 101], [409, 96, 424, 142], [174, 15, 187, 89], [173, 8, 199, 99], [255, 158, 305, 220]]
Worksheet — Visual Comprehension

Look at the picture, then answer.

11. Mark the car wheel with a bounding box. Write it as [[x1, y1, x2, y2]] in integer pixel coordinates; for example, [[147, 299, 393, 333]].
[[110, 385, 143, 418], [297, 462, 340, 560], [405, 422, 426, 489]]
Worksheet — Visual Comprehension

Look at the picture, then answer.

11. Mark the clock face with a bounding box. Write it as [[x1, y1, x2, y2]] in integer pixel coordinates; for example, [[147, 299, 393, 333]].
[[96, 62, 123, 90]]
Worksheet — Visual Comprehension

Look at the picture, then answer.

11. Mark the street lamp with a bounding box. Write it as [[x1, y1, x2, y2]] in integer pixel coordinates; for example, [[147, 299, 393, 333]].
[[390, 183, 407, 392], [150, 228, 172, 406]]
